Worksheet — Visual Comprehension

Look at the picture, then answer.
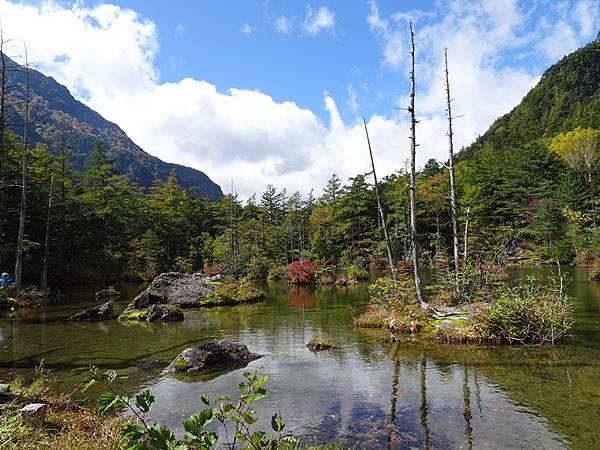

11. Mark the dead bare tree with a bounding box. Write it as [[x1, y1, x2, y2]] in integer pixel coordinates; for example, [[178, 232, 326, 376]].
[[444, 48, 460, 272], [364, 117, 396, 280], [41, 173, 54, 290], [408, 22, 425, 306], [14, 42, 29, 294], [0, 29, 8, 269]]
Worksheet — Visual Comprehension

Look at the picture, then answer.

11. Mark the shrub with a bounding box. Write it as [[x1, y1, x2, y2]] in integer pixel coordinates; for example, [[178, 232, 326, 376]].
[[436, 261, 506, 305], [345, 265, 369, 283], [355, 277, 426, 332], [314, 265, 336, 285], [85, 367, 298, 450], [286, 260, 318, 284], [368, 277, 417, 309], [485, 276, 574, 344], [267, 264, 287, 282]]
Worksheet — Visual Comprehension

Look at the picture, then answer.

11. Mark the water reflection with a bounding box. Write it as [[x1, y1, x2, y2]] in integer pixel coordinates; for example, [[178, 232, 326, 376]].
[[0, 267, 599, 448]]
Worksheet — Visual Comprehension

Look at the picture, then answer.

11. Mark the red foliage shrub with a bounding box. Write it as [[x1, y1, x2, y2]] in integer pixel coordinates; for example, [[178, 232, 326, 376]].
[[203, 266, 220, 277], [286, 260, 318, 284]]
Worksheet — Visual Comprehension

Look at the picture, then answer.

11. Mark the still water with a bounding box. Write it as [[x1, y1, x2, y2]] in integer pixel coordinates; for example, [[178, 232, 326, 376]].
[[1, 267, 599, 449]]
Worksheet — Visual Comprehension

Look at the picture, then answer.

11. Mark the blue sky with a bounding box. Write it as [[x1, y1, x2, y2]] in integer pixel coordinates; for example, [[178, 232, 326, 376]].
[[1, 0, 599, 196], [116, 0, 392, 122]]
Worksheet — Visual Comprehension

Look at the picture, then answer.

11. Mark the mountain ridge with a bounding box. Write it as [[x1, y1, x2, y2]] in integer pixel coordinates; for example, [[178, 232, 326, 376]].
[[4, 54, 223, 199]]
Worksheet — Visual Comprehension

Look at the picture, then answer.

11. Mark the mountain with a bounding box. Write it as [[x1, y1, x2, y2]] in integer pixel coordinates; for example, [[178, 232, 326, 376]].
[[3, 55, 223, 200], [462, 35, 600, 158]]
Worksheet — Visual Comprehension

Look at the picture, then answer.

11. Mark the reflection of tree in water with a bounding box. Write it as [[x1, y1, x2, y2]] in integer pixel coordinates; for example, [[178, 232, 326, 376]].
[[463, 367, 473, 450], [420, 352, 431, 450], [387, 353, 400, 450], [287, 285, 316, 310]]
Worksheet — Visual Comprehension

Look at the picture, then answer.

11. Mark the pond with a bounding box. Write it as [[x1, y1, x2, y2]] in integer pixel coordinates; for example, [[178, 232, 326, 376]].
[[1, 267, 600, 449]]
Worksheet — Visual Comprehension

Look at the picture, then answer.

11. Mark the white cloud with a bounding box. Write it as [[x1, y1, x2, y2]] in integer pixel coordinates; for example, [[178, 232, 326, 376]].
[[0, 0, 597, 200], [274, 16, 292, 34], [534, 0, 600, 60], [303, 5, 335, 36], [241, 23, 254, 35]]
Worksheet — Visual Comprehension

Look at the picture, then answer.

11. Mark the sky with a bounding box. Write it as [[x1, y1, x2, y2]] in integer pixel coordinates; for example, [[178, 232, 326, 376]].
[[0, 0, 598, 198]]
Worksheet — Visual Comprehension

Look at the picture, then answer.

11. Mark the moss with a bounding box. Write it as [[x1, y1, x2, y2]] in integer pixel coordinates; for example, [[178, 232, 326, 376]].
[[432, 319, 485, 343], [197, 278, 264, 307], [117, 308, 148, 321], [173, 358, 192, 372]]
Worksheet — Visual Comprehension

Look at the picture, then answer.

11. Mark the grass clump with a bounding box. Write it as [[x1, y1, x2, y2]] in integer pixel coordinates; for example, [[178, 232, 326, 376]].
[[0, 365, 124, 449]]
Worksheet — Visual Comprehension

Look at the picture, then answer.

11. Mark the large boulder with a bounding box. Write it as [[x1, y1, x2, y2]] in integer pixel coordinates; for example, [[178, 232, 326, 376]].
[[118, 304, 184, 322], [129, 272, 218, 309], [165, 340, 261, 374], [69, 301, 114, 321]]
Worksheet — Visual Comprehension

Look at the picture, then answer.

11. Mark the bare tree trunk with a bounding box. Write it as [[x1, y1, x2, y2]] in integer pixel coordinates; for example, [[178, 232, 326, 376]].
[[14, 44, 29, 295], [408, 22, 425, 306], [41, 174, 54, 290], [364, 117, 396, 280], [0, 30, 7, 269], [463, 207, 471, 262], [444, 48, 460, 272]]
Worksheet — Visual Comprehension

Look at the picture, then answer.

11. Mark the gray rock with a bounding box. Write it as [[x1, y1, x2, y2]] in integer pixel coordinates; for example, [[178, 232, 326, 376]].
[[95, 287, 120, 300], [306, 341, 334, 352], [432, 303, 489, 320], [165, 339, 261, 374], [0, 383, 10, 395], [19, 403, 47, 424], [69, 301, 114, 321], [129, 272, 217, 309], [146, 304, 184, 322]]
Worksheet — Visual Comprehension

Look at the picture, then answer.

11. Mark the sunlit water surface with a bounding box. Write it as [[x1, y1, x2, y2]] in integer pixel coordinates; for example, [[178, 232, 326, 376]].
[[1, 267, 600, 449]]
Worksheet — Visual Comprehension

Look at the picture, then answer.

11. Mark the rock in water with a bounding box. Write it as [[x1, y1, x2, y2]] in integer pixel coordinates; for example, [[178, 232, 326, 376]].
[[165, 340, 261, 374], [118, 304, 184, 322], [146, 304, 184, 322], [95, 287, 120, 300], [306, 340, 334, 352], [69, 301, 114, 321], [129, 272, 217, 309]]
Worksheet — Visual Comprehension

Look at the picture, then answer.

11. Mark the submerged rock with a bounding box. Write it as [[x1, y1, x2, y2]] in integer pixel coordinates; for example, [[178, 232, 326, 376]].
[[165, 339, 261, 374], [129, 272, 218, 309], [95, 287, 120, 301], [306, 338, 334, 352], [118, 304, 184, 322], [69, 301, 114, 321]]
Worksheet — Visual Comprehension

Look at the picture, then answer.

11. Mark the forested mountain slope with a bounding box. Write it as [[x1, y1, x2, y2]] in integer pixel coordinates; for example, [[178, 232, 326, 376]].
[[463, 37, 600, 158], [3, 54, 223, 199]]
